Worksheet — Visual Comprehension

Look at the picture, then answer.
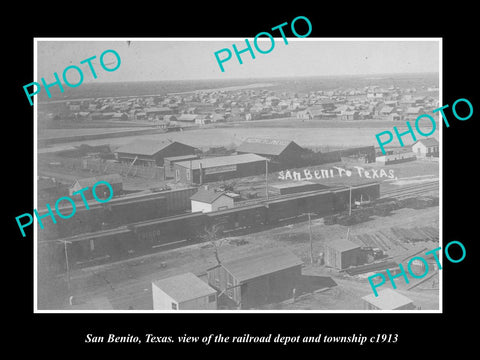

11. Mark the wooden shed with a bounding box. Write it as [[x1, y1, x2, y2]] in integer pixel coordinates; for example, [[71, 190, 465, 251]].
[[361, 288, 416, 310], [207, 248, 303, 309], [324, 239, 365, 270], [152, 272, 217, 310]]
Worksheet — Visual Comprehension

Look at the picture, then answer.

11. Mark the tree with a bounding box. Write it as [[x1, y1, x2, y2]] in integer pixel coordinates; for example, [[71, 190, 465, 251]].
[[200, 224, 224, 266]]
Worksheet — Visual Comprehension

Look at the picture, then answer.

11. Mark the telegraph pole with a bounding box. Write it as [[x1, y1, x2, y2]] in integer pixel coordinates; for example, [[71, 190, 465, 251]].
[[265, 159, 269, 200], [63, 240, 71, 291], [308, 212, 313, 264]]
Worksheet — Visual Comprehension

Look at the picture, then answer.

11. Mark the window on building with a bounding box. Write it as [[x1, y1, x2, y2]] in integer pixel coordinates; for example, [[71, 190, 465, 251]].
[[208, 294, 216, 303], [186, 170, 190, 181], [171, 303, 177, 310], [90, 239, 95, 252], [175, 169, 180, 181]]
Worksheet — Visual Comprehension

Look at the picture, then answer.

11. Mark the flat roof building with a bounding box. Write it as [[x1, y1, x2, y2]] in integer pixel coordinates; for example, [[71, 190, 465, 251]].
[[173, 153, 267, 184]]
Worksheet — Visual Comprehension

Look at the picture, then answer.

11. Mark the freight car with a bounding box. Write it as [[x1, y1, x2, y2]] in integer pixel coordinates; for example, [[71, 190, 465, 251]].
[[130, 212, 207, 250], [205, 203, 267, 233]]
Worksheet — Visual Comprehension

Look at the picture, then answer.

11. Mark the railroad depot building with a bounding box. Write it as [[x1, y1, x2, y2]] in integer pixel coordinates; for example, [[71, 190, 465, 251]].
[[115, 139, 197, 166], [173, 154, 267, 184], [152, 272, 217, 310], [69, 174, 123, 200], [206, 248, 303, 309], [324, 239, 366, 270], [361, 288, 416, 310], [411, 137, 439, 158], [236, 138, 307, 169], [190, 188, 235, 213]]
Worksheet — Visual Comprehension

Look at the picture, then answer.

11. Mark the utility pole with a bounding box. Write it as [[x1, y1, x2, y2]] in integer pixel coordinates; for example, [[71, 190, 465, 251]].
[[308, 212, 313, 264], [301, 212, 315, 264], [349, 186, 352, 216], [63, 240, 71, 291], [265, 159, 269, 200]]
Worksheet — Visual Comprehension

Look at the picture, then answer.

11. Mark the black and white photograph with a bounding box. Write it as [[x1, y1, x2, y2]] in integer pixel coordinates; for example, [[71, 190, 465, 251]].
[[8, 6, 478, 355], [33, 39, 441, 312]]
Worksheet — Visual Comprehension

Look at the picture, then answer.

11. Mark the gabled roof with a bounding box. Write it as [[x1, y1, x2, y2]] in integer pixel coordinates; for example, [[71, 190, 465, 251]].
[[115, 139, 191, 156], [219, 248, 303, 283], [413, 138, 439, 147], [236, 138, 303, 156], [326, 239, 361, 252], [361, 288, 414, 310], [152, 272, 216, 303], [190, 188, 228, 204]]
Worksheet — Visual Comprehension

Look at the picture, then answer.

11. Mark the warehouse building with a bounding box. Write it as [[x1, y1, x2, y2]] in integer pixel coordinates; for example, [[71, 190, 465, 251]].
[[69, 173, 123, 200], [173, 153, 267, 184], [324, 239, 365, 270], [115, 139, 197, 166], [164, 154, 199, 178], [190, 188, 234, 213], [361, 288, 416, 310], [236, 138, 307, 169], [207, 248, 303, 309], [269, 181, 328, 195], [152, 272, 217, 310]]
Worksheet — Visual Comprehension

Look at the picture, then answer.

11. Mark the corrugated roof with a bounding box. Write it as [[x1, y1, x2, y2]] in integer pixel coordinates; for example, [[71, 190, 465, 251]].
[[361, 288, 414, 310], [326, 239, 361, 252], [152, 272, 216, 303], [236, 138, 299, 156], [175, 154, 267, 169], [75, 173, 123, 188], [221, 248, 303, 283], [115, 139, 174, 156], [190, 188, 228, 204]]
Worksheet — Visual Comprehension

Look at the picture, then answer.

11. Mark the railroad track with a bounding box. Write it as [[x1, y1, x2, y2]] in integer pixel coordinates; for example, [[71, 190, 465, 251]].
[[380, 181, 439, 200]]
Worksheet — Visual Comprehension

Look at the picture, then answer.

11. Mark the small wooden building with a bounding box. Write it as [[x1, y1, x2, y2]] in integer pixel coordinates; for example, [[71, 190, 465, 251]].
[[361, 288, 416, 310], [324, 239, 365, 270], [152, 272, 217, 310], [69, 174, 123, 200], [411, 138, 439, 158], [207, 248, 303, 309], [190, 188, 234, 213]]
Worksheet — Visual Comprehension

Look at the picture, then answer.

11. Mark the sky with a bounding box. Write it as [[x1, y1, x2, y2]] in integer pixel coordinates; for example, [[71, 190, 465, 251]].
[[36, 39, 440, 83]]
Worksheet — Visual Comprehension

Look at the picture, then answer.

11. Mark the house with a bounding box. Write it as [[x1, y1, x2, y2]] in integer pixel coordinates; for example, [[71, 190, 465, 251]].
[[173, 154, 267, 184], [324, 239, 365, 270], [152, 272, 217, 310], [207, 248, 303, 309], [115, 139, 197, 166], [341, 110, 360, 120], [190, 188, 234, 213], [411, 138, 439, 158], [69, 173, 123, 200], [236, 138, 306, 170], [361, 288, 416, 310]]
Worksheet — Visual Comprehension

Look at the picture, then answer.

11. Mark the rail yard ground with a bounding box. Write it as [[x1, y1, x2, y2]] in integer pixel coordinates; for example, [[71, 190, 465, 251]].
[[41, 185, 439, 311]]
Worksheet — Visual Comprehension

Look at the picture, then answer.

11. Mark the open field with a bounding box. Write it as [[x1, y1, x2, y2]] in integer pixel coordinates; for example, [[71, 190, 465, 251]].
[[38, 124, 440, 155]]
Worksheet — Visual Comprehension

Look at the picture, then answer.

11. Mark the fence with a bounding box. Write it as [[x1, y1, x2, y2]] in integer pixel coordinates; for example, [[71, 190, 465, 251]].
[[45, 156, 165, 180]]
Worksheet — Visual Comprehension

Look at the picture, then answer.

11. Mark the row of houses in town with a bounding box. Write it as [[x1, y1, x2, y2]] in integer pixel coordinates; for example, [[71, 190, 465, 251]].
[[48, 82, 438, 125]]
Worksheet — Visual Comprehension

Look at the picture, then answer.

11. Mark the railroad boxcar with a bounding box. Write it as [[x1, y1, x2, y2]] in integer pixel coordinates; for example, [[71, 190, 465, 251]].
[[205, 203, 267, 233], [131, 212, 207, 250]]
